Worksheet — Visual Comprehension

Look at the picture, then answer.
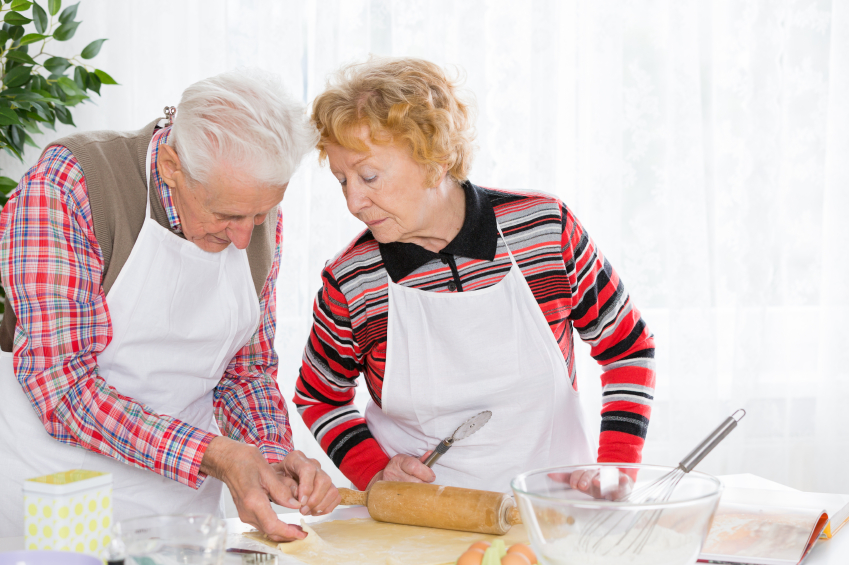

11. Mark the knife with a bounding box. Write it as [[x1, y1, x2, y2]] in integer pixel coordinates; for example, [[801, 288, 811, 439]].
[[423, 410, 492, 467]]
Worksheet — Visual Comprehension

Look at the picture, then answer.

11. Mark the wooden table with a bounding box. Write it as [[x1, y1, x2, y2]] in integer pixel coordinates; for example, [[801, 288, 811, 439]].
[[2, 475, 847, 563]]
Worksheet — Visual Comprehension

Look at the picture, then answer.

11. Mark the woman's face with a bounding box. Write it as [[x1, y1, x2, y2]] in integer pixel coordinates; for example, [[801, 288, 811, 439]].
[[325, 129, 437, 244]]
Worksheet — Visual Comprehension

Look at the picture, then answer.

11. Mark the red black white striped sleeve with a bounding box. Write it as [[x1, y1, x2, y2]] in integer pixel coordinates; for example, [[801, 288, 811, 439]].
[[295, 266, 389, 490], [561, 203, 656, 464]]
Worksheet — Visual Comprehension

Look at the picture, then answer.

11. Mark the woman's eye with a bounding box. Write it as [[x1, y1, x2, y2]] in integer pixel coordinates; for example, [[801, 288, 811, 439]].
[[337, 178, 347, 186], [363, 174, 377, 183]]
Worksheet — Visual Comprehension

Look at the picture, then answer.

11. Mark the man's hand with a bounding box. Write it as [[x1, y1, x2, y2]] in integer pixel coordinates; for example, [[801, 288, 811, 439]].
[[367, 451, 435, 489], [273, 451, 341, 516], [200, 437, 338, 542]]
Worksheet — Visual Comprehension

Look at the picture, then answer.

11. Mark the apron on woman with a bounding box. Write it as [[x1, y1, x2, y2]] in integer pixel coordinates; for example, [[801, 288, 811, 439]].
[[0, 136, 259, 535], [365, 224, 595, 492]]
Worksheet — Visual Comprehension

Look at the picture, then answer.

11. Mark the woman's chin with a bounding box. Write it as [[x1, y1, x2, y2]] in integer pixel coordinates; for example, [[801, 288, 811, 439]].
[[368, 227, 399, 244]]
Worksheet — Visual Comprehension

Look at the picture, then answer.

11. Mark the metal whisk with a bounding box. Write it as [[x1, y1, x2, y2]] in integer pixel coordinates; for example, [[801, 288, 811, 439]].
[[579, 408, 746, 556]]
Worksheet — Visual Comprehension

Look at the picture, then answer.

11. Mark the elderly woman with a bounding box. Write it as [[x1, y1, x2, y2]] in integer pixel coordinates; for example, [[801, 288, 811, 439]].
[[0, 69, 339, 540], [295, 58, 655, 494]]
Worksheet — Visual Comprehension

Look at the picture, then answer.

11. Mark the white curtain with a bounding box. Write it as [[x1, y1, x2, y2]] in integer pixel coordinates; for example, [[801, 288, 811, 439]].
[[2, 0, 847, 496]]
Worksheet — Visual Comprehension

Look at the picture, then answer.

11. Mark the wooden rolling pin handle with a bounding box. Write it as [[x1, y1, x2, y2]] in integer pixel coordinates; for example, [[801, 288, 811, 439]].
[[339, 487, 368, 507], [508, 505, 522, 525]]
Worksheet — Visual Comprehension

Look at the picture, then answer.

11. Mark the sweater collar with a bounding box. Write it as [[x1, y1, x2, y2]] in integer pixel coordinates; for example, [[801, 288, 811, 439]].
[[379, 181, 498, 283]]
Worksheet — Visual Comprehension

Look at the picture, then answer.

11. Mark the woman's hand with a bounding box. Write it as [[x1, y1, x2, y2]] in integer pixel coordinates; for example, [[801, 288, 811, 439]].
[[367, 451, 436, 489], [549, 468, 634, 501]]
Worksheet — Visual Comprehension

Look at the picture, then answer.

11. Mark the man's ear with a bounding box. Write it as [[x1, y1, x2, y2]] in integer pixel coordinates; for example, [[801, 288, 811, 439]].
[[157, 144, 182, 188]]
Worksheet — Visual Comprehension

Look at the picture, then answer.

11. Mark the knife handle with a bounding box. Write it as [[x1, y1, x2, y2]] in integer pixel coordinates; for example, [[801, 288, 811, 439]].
[[423, 438, 454, 467]]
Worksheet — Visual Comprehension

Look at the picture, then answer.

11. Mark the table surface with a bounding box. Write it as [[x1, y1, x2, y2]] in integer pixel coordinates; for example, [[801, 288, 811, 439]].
[[1, 474, 847, 564]]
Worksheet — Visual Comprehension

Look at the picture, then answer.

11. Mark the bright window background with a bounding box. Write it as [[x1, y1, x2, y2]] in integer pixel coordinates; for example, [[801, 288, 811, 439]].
[[2, 0, 847, 499]]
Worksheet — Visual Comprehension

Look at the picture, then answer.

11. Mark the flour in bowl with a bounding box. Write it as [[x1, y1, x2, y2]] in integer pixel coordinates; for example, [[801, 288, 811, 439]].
[[541, 525, 700, 565]]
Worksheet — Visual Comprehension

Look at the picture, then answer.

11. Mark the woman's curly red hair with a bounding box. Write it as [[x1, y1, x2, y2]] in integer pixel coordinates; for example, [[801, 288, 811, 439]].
[[311, 56, 476, 186]]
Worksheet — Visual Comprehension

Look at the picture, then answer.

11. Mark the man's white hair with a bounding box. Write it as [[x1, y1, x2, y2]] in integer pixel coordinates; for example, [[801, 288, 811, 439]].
[[170, 68, 316, 187]]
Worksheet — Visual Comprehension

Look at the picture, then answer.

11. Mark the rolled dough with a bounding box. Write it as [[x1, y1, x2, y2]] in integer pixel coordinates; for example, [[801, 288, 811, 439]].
[[244, 517, 529, 565]]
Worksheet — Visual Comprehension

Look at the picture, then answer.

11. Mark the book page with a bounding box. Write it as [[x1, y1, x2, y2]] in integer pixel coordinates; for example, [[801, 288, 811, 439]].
[[699, 503, 828, 565]]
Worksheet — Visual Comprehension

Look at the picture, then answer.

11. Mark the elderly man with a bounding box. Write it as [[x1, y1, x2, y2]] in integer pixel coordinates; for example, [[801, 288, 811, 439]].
[[0, 69, 339, 541]]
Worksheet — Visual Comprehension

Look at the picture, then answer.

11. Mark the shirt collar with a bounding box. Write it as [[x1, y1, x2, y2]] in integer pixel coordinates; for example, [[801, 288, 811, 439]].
[[379, 181, 498, 283], [150, 127, 182, 233]]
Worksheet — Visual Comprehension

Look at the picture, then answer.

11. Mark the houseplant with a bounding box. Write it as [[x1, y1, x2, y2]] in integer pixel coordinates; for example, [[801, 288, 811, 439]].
[[0, 0, 116, 313]]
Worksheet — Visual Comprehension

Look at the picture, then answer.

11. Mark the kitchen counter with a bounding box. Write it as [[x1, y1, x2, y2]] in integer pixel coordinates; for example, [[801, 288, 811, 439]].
[[1, 475, 847, 563]]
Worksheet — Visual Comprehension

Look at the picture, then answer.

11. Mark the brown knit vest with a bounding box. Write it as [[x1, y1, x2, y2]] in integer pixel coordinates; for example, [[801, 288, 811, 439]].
[[0, 118, 277, 352]]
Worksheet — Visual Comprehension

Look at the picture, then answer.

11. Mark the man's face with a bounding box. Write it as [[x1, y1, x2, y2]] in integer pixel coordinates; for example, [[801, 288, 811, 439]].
[[158, 144, 287, 253]]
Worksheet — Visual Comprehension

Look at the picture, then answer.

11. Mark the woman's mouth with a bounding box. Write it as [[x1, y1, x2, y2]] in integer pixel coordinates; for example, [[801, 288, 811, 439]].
[[366, 218, 387, 227]]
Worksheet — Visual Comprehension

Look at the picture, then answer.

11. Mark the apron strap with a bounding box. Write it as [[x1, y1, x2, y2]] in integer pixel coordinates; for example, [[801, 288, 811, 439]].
[[143, 137, 156, 220], [494, 221, 521, 269]]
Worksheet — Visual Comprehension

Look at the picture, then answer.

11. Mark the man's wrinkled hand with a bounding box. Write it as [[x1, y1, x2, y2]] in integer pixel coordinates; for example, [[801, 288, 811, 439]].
[[201, 437, 331, 542], [273, 450, 341, 516]]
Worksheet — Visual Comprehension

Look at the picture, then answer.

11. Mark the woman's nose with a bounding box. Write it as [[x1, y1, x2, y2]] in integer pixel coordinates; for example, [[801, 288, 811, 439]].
[[345, 181, 371, 215]]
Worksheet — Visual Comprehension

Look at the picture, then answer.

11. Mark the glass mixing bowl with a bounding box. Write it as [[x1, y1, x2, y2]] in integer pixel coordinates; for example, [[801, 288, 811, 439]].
[[511, 464, 722, 565], [111, 514, 227, 565]]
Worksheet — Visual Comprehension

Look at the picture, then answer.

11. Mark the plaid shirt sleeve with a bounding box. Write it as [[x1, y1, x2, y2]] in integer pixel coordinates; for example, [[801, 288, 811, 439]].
[[216, 207, 293, 464], [0, 146, 217, 488]]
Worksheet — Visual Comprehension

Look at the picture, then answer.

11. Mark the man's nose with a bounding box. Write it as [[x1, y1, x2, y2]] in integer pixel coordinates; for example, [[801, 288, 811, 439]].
[[226, 219, 254, 250]]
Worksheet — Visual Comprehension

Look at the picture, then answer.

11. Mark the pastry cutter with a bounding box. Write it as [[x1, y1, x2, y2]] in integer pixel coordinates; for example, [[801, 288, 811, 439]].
[[423, 410, 492, 467]]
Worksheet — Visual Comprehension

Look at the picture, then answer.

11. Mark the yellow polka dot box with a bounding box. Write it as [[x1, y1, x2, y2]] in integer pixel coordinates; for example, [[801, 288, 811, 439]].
[[23, 469, 112, 558]]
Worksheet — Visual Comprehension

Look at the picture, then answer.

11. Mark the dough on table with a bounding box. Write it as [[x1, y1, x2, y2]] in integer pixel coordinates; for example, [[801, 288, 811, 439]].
[[244, 518, 529, 565]]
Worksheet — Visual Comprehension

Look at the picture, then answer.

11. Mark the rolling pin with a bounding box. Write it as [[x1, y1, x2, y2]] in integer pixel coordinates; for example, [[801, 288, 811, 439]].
[[339, 481, 522, 535]]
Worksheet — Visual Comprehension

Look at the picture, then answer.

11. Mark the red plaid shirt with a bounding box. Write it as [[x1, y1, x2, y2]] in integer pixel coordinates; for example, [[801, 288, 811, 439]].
[[0, 127, 292, 488]]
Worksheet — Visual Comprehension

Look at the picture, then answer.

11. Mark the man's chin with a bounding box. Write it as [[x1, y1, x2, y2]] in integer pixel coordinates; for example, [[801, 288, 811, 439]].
[[192, 237, 230, 253]]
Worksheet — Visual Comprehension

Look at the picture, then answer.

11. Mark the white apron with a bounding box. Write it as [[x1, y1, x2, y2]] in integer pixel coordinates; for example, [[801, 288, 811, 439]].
[[365, 224, 595, 492], [0, 136, 260, 536]]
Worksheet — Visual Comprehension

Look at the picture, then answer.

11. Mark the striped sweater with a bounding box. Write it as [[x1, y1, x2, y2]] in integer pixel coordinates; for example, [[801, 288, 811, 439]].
[[295, 183, 655, 490]]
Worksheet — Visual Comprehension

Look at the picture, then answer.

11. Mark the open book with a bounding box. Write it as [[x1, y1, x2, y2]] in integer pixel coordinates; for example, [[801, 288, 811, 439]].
[[697, 487, 849, 565]]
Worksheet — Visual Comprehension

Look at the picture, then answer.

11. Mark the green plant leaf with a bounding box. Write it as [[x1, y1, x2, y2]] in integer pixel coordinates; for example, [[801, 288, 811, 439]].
[[43, 56, 71, 75], [73, 65, 87, 89], [9, 25, 24, 40], [80, 38, 106, 59], [3, 65, 32, 88], [93, 68, 117, 85], [10, 0, 33, 11], [31, 1, 47, 33], [8, 124, 24, 154], [3, 12, 32, 25], [22, 116, 42, 133], [19, 33, 47, 45], [86, 70, 100, 94], [52, 20, 79, 41], [54, 104, 73, 125], [57, 75, 86, 96], [47, 0, 59, 15], [0, 176, 18, 194], [23, 131, 38, 148], [0, 30, 9, 46], [0, 107, 22, 126], [57, 1, 77, 23], [5, 50, 36, 65]]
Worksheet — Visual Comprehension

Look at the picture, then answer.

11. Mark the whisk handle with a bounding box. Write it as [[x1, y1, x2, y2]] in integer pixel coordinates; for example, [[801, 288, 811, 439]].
[[678, 409, 746, 473]]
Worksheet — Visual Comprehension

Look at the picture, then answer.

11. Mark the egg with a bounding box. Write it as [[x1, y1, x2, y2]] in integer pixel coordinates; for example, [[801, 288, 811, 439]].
[[469, 540, 492, 552], [500, 554, 530, 565], [456, 548, 486, 565], [506, 543, 537, 564]]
